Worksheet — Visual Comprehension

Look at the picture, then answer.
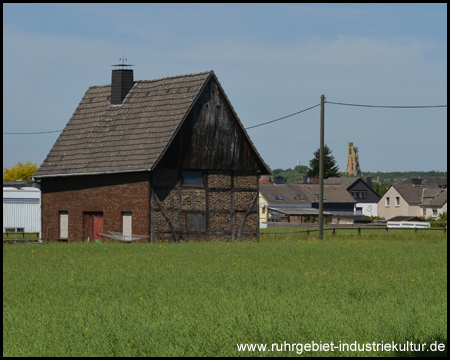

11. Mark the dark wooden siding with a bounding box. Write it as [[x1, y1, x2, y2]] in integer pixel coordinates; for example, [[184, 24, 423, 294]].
[[347, 180, 380, 203], [157, 78, 264, 171]]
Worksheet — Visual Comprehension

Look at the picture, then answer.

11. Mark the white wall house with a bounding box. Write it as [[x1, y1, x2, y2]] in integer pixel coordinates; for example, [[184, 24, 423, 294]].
[[3, 186, 41, 234]]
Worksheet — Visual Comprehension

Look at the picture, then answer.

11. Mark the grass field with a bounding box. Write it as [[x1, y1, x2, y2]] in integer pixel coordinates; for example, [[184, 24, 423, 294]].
[[3, 230, 447, 356]]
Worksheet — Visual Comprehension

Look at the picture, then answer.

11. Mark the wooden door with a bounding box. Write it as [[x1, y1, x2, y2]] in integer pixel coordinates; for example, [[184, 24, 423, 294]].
[[84, 212, 103, 241]]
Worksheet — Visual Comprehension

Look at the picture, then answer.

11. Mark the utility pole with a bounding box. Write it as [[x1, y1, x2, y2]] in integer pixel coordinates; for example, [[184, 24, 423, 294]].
[[319, 94, 325, 239]]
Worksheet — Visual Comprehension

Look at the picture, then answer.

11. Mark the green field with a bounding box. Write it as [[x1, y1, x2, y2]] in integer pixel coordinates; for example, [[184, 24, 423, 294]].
[[3, 231, 447, 356]]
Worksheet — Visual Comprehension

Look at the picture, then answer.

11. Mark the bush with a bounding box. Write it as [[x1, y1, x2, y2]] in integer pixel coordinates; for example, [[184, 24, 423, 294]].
[[430, 221, 447, 228]]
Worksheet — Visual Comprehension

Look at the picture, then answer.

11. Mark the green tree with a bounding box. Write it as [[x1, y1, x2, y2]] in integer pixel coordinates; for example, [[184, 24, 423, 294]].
[[294, 165, 308, 174], [3, 161, 38, 181], [372, 182, 390, 197], [306, 145, 340, 179], [272, 168, 283, 176]]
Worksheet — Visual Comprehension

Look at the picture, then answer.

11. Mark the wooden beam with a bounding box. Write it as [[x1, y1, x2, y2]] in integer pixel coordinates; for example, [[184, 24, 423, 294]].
[[231, 171, 235, 242], [150, 182, 155, 243], [178, 169, 182, 242], [237, 192, 258, 241], [152, 191, 177, 243], [205, 172, 209, 242]]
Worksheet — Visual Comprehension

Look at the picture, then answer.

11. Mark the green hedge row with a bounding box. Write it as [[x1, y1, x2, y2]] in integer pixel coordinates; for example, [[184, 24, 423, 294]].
[[430, 221, 447, 228]]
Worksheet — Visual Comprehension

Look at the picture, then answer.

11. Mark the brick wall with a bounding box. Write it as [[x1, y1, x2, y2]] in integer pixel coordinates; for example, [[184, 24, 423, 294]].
[[152, 169, 259, 241], [41, 172, 150, 242], [41, 169, 259, 242]]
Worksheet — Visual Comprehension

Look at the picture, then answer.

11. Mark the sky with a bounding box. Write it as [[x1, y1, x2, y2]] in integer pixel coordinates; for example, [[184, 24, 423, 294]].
[[3, 3, 447, 173]]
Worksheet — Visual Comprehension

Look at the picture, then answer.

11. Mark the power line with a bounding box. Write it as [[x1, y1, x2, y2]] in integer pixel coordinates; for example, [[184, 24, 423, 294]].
[[3, 100, 447, 134], [325, 101, 447, 108], [245, 103, 321, 130], [3, 130, 63, 135]]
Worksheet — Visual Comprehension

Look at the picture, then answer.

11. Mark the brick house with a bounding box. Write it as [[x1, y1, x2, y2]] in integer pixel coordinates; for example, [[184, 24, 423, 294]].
[[33, 67, 270, 242]]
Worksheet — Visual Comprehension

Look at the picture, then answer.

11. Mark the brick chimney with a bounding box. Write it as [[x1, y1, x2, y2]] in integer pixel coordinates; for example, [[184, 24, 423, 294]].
[[111, 57, 134, 105]]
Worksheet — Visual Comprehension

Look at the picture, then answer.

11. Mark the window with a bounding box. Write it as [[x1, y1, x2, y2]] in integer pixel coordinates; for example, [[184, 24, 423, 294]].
[[386, 197, 390, 207], [123, 212, 132, 240], [296, 194, 303, 200], [433, 209, 438, 217], [273, 195, 283, 200], [395, 197, 400, 206], [262, 206, 266, 214], [60, 211, 68, 239], [314, 194, 326, 200], [423, 209, 426, 217], [182, 171, 203, 186], [186, 213, 205, 232], [356, 207, 363, 215], [351, 191, 367, 199]]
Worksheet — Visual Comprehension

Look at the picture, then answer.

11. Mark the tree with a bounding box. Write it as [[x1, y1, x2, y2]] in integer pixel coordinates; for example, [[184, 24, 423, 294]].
[[372, 182, 390, 197], [3, 161, 38, 181], [272, 168, 283, 176], [294, 165, 308, 174], [306, 145, 340, 179]]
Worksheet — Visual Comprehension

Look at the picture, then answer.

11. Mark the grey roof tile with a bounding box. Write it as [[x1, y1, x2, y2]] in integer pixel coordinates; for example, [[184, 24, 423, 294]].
[[34, 71, 212, 177]]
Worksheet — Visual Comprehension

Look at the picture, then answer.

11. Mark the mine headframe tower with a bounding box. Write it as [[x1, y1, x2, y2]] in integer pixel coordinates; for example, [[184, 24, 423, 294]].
[[345, 142, 362, 176]]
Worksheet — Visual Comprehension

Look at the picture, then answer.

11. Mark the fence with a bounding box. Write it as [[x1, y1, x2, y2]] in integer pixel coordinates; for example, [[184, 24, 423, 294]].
[[3, 232, 40, 243], [261, 227, 447, 236]]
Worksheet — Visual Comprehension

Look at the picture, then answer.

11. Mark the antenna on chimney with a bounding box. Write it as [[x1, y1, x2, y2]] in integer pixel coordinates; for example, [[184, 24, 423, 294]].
[[111, 52, 134, 69]]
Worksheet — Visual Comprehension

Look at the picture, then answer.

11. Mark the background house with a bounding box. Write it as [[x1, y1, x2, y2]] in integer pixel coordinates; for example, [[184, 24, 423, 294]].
[[33, 67, 270, 242], [324, 177, 380, 217], [3, 181, 41, 235], [401, 176, 447, 189], [259, 183, 356, 223], [378, 183, 446, 220], [420, 189, 447, 219]]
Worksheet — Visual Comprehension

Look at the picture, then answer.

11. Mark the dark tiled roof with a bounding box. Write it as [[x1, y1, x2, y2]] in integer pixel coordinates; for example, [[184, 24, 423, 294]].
[[391, 184, 423, 205], [260, 183, 356, 205], [34, 70, 269, 177], [34, 71, 211, 177], [402, 177, 447, 188], [324, 177, 359, 188], [421, 189, 447, 207], [392, 184, 445, 206]]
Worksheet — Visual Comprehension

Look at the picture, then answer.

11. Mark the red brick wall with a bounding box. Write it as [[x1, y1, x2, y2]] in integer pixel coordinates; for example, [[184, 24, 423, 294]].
[[41, 169, 259, 242], [41, 172, 150, 242]]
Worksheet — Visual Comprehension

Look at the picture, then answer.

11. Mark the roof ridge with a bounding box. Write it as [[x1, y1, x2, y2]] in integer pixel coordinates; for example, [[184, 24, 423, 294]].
[[88, 71, 214, 89], [137, 70, 214, 83]]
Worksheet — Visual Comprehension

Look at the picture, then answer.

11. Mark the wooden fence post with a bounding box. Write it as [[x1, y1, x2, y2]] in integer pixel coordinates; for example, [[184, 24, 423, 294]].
[[358, 227, 361, 236], [332, 228, 335, 235], [385, 227, 388, 234]]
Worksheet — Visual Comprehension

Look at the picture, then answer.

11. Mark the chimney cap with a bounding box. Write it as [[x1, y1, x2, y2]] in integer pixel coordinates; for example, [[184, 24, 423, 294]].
[[111, 64, 134, 68], [111, 53, 134, 69]]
